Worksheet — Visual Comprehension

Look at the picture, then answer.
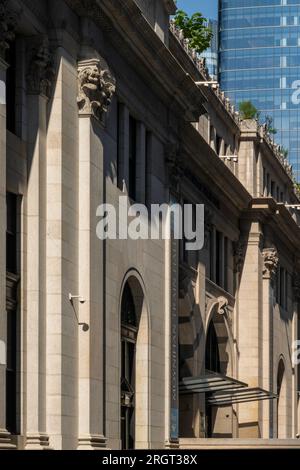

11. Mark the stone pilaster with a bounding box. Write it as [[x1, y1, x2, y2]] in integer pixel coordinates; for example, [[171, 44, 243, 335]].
[[0, 0, 19, 449], [237, 222, 263, 437], [261, 246, 279, 438], [164, 193, 180, 448], [46, 43, 79, 450], [0, 56, 13, 450], [24, 36, 53, 450], [292, 270, 300, 436], [76, 57, 115, 449]]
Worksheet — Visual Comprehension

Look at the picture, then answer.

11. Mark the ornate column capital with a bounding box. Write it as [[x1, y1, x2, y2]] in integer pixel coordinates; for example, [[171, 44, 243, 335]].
[[77, 58, 116, 123], [26, 36, 54, 98], [0, 0, 18, 59], [262, 246, 279, 280]]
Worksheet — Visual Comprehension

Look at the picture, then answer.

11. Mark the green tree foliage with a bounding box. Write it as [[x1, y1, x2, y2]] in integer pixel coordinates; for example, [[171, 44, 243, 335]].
[[238, 101, 259, 120], [174, 10, 213, 54]]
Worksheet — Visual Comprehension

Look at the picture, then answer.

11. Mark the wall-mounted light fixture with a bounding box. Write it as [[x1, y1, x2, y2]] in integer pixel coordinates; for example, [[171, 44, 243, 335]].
[[219, 155, 239, 163], [69, 293, 86, 304]]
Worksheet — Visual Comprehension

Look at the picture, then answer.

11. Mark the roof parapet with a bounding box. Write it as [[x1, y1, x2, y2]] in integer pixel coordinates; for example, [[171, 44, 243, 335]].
[[258, 122, 294, 180], [170, 19, 240, 126]]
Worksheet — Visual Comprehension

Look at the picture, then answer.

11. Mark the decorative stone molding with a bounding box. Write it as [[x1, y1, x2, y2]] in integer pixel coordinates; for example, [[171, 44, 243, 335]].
[[26, 36, 54, 98], [78, 434, 107, 450], [0, 429, 15, 449], [262, 247, 279, 280], [0, 0, 18, 59], [77, 58, 116, 123], [233, 240, 245, 274], [25, 433, 50, 450], [217, 296, 229, 315]]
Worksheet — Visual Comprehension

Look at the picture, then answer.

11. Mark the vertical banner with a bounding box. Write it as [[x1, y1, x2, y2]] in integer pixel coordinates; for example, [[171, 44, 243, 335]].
[[170, 197, 179, 441]]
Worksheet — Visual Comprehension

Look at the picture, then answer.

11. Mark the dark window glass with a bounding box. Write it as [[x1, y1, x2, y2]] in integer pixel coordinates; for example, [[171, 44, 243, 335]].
[[216, 231, 222, 286], [129, 117, 137, 200], [5, 41, 16, 135], [205, 322, 221, 373], [216, 135, 222, 155], [6, 193, 17, 274], [6, 309, 17, 434], [224, 237, 228, 291]]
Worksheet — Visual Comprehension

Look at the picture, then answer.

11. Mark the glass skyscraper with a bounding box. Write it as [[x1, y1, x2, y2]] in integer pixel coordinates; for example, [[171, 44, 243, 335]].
[[202, 19, 219, 80], [219, 0, 300, 180]]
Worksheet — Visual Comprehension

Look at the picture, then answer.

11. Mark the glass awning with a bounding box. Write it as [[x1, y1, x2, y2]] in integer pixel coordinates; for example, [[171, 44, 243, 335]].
[[179, 371, 277, 406], [179, 370, 247, 396], [208, 387, 277, 406]]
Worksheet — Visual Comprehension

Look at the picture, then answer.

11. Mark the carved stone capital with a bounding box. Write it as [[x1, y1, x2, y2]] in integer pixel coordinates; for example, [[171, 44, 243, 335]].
[[26, 36, 54, 98], [0, 0, 18, 59], [262, 247, 279, 280], [77, 58, 116, 123]]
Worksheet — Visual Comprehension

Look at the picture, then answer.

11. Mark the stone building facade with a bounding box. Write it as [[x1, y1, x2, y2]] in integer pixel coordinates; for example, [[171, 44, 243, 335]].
[[0, 0, 300, 450]]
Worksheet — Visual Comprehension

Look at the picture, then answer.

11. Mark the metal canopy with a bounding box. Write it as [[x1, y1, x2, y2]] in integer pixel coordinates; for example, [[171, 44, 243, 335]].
[[208, 387, 278, 407], [179, 370, 247, 396]]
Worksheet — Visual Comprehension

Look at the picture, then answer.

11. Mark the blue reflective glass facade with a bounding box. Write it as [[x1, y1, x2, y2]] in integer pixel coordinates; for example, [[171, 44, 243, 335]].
[[202, 20, 219, 80], [219, 0, 300, 180]]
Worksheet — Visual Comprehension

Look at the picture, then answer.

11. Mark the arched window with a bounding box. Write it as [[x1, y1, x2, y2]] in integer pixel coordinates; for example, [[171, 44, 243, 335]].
[[121, 283, 137, 450], [205, 321, 221, 373], [277, 359, 287, 438]]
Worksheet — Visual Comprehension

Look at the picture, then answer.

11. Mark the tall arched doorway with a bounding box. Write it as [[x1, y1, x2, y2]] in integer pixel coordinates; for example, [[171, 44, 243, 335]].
[[205, 320, 221, 437], [277, 359, 287, 438], [121, 283, 137, 450], [205, 308, 232, 438], [205, 321, 221, 374], [120, 275, 149, 450]]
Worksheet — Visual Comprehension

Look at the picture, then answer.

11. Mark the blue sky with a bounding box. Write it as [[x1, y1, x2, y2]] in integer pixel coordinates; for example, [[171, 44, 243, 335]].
[[176, 1, 218, 20]]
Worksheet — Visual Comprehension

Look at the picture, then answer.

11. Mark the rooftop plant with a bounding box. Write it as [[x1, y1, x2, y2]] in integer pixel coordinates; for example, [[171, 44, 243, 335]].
[[238, 100, 259, 120], [173, 10, 213, 54]]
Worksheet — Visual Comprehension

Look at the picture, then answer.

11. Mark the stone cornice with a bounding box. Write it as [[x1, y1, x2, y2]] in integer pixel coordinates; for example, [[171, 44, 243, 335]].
[[240, 119, 297, 190], [180, 121, 252, 212], [248, 198, 300, 253], [169, 21, 240, 132], [65, 0, 207, 121]]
